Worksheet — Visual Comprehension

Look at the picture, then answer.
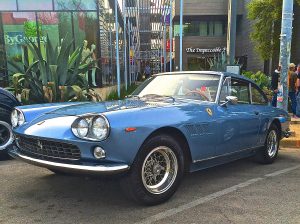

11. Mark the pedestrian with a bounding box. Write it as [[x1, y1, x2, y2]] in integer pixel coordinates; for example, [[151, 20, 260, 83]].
[[271, 65, 281, 107], [144, 64, 151, 79], [296, 64, 300, 117], [288, 63, 298, 118]]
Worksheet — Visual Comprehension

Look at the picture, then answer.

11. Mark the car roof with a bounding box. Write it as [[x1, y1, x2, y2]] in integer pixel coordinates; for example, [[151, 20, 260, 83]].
[[155, 71, 258, 87]]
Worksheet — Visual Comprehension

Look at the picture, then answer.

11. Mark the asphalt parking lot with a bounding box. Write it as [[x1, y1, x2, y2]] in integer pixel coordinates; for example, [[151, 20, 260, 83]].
[[1, 148, 300, 224]]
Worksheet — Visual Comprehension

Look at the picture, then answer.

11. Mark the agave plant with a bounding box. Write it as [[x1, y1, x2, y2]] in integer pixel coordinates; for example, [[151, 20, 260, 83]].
[[207, 51, 241, 72], [7, 35, 101, 104]]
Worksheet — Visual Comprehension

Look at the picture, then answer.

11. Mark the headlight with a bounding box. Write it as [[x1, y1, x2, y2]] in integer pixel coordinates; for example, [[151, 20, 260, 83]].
[[72, 118, 89, 138], [71, 115, 109, 141], [11, 109, 25, 128], [11, 109, 18, 128], [91, 116, 109, 140]]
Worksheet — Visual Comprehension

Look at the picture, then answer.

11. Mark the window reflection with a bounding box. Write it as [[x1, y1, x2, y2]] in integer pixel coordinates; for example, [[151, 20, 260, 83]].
[[18, 0, 53, 11], [54, 0, 96, 11], [2, 12, 37, 70], [0, 0, 125, 88], [0, 0, 17, 11]]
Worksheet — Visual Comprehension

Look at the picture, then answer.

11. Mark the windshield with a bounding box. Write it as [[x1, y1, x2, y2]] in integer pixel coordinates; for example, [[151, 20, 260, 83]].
[[131, 74, 220, 102]]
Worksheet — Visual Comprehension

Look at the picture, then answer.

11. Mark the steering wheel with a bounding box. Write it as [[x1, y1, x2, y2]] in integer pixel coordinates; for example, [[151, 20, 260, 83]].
[[185, 90, 210, 101]]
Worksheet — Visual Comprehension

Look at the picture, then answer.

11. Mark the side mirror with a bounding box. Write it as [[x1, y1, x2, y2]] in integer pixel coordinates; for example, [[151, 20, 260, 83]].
[[221, 96, 238, 107]]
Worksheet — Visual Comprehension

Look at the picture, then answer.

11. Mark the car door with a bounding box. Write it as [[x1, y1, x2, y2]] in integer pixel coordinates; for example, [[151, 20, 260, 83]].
[[216, 77, 261, 155], [250, 83, 270, 146]]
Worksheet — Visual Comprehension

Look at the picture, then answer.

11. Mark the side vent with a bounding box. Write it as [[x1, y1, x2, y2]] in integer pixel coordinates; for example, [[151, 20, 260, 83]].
[[184, 123, 210, 136]]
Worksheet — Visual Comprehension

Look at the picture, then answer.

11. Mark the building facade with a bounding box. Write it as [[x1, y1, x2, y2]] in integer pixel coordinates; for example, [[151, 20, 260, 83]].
[[0, 0, 127, 88], [173, 0, 300, 73]]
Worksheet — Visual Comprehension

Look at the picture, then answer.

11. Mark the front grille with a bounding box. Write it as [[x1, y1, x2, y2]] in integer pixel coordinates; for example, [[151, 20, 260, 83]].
[[16, 135, 81, 160]]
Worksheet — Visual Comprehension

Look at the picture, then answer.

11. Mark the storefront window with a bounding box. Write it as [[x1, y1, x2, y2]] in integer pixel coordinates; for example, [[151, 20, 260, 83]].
[[2, 12, 38, 72], [214, 21, 223, 36], [0, 0, 17, 11], [199, 22, 207, 36], [18, 0, 54, 11], [54, 0, 97, 11], [208, 21, 214, 36], [175, 21, 225, 37], [0, 0, 126, 88], [188, 57, 211, 71]]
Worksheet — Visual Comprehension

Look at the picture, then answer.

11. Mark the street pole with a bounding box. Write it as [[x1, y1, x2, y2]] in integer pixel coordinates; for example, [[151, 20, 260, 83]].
[[179, 0, 183, 71], [227, 0, 237, 65], [109, 10, 113, 85], [160, 32, 162, 73], [115, 0, 121, 98], [123, 0, 128, 90], [128, 23, 131, 86], [169, 0, 173, 72], [279, 0, 294, 111], [163, 20, 167, 72]]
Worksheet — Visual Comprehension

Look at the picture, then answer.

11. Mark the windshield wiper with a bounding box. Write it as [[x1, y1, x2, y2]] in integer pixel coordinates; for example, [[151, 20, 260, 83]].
[[126, 95, 140, 100], [141, 94, 175, 102]]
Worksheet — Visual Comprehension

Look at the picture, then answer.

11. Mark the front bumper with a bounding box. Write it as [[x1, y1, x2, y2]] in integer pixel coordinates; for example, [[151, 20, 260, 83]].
[[8, 147, 130, 175], [282, 128, 292, 138]]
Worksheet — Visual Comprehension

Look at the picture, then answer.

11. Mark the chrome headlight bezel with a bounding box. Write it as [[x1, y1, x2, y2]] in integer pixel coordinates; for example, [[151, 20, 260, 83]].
[[71, 118, 89, 138], [71, 114, 110, 141], [11, 109, 25, 128]]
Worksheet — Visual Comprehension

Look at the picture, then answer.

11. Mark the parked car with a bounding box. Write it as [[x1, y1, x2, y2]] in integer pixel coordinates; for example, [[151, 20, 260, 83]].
[[0, 87, 20, 158], [8, 72, 290, 205]]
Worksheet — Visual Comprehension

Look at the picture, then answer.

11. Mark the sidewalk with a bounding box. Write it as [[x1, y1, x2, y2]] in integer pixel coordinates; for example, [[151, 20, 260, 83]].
[[281, 117, 300, 148]]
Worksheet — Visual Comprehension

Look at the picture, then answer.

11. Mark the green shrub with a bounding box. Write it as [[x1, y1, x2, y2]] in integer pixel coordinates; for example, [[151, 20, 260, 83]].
[[7, 35, 101, 104], [106, 84, 139, 101], [242, 70, 272, 101], [242, 71, 270, 89]]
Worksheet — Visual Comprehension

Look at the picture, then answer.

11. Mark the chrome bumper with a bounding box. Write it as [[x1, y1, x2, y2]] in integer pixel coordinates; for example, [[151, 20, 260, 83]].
[[8, 148, 130, 175], [282, 129, 292, 138]]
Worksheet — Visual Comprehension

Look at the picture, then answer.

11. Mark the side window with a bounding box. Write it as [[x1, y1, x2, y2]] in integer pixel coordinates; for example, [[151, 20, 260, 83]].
[[219, 77, 231, 102], [251, 85, 268, 105], [231, 79, 250, 104]]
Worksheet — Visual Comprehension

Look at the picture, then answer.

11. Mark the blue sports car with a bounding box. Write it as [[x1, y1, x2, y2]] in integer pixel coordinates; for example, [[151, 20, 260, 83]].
[[9, 72, 291, 205]]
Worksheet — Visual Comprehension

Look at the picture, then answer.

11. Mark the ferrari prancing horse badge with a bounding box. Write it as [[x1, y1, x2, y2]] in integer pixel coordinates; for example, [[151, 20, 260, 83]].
[[206, 108, 213, 116]]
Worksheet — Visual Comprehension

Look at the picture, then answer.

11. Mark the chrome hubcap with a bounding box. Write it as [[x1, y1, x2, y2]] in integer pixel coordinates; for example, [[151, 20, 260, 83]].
[[142, 146, 178, 194], [267, 130, 278, 158]]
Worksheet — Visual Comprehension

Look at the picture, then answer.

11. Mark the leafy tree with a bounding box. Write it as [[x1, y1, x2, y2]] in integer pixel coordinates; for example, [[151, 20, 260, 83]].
[[247, 0, 300, 61]]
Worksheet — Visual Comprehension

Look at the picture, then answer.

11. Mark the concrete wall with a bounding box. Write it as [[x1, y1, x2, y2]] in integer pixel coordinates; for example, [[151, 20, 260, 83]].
[[173, 0, 265, 73], [174, 0, 244, 16], [236, 0, 264, 72]]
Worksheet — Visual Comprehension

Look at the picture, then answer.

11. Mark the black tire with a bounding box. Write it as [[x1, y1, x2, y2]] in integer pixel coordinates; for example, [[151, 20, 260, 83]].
[[255, 124, 280, 164], [120, 134, 185, 205], [0, 108, 14, 159]]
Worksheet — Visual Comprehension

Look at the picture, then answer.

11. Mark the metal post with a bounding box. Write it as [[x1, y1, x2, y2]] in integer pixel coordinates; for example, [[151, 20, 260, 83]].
[[227, 0, 237, 65], [169, 0, 173, 72], [160, 37, 163, 73], [279, 0, 294, 111], [123, 0, 128, 90], [115, 0, 121, 98], [163, 22, 167, 72], [128, 23, 131, 86], [179, 0, 183, 71], [109, 9, 113, 85]]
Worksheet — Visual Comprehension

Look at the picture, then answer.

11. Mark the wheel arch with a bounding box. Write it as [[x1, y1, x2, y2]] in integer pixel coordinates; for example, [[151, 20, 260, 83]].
[[270, 118, 282, 139], [141, 126, 192, 171]]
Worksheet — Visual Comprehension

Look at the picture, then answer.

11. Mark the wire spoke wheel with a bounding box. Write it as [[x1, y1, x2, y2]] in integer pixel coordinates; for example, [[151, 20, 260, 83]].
[[267, 130, 278, 158], [142, 146, 178, 194]]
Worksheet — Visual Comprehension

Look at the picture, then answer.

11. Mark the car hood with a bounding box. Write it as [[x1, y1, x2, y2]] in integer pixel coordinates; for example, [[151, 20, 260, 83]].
[[47, 98, 176, 116]]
